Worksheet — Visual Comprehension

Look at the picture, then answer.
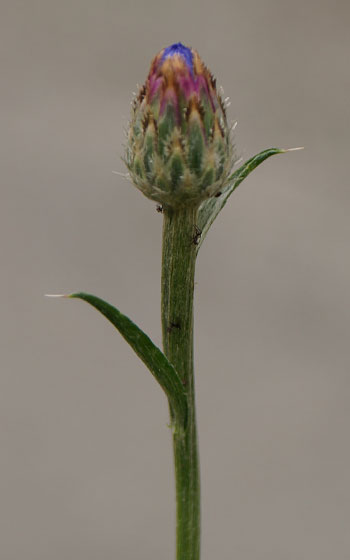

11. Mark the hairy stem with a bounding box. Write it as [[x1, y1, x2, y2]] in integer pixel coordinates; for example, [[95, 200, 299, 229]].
[[161, 205, 200, 560]]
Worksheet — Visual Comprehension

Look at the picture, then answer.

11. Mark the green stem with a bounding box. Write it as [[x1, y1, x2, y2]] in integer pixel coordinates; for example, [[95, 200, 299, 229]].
[[161, 205, 200, 560]]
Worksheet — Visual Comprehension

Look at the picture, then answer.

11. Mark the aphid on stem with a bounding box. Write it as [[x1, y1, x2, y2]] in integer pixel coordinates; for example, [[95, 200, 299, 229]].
[[191, 225, 202, 246]]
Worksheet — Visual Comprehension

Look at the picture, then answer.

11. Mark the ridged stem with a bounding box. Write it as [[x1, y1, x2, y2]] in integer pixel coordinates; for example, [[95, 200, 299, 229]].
[[161, 205, 200, 560]]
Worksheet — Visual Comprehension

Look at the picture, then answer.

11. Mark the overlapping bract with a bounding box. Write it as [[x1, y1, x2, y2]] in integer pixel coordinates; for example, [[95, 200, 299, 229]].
[[125, 43, 234, 208]]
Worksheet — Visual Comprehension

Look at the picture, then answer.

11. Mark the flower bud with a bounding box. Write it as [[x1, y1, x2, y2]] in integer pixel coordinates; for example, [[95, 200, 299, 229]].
[[125, 43, 234, 208]]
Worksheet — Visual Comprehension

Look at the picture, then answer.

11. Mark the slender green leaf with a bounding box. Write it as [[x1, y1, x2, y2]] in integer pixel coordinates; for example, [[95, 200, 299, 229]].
[[196, 147, 295, 251], [69, 292, 188, 427]]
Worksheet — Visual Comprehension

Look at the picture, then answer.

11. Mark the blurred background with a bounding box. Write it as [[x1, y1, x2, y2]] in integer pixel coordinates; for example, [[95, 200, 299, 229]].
[[1, 0, 349, 558]]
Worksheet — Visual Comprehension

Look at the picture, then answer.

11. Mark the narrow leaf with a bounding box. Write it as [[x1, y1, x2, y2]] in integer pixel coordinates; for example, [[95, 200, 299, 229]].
[[69, 292, 187, 427], [196, 147, 294, 251]]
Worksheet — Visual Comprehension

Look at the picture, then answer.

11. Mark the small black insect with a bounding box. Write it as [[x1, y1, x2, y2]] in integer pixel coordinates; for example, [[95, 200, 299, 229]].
[[191, 225, 202, 246], [215, 191, 222, 198], [156, 204, 163, 213], [167, 321, 181, 334]]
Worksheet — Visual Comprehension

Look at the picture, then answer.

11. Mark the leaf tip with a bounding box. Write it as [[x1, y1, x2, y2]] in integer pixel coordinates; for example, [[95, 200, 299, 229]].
[[45, 293, 71, 299], [281, 146, 304, 153]]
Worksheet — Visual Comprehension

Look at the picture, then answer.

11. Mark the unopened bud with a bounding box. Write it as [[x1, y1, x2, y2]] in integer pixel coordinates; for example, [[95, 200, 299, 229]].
[[125, 43, 234, 208]]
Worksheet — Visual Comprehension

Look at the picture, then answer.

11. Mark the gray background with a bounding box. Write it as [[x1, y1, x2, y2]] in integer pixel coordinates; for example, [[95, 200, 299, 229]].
[[1, 0, 349, 558]]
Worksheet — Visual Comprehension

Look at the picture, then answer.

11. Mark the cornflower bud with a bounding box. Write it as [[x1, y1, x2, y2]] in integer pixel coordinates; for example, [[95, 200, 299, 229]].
[[125, 42, 234, 208]]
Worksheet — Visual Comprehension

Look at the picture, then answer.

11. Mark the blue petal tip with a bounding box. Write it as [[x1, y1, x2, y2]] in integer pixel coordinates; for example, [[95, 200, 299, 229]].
[[162, 42, 193, 70]]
